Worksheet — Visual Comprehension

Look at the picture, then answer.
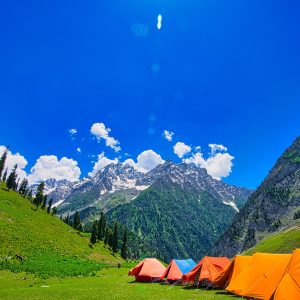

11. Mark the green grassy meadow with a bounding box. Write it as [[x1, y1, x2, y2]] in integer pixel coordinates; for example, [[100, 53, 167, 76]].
[[244, 224, 300, 255], [0, 268, 236, 300], [0, 182, 123, 278]]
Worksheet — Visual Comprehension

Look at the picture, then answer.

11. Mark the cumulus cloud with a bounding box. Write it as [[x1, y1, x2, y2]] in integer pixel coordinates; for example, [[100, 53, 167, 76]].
[[28, 155, 81, 184], [88, 152, 118, 177], [76, 147, 81, 153], [69, 128, 77, 137], [123, 158, 136, 168], [0, 146, 28, 181], [136, 150, 164, 172], [90, 122, 121, 152], [122, 150, 164, 173], [209, 144, 228, 154], [183, 150, 234, 180], [173, 142, 191, 158], [163, 130, 174, 142]]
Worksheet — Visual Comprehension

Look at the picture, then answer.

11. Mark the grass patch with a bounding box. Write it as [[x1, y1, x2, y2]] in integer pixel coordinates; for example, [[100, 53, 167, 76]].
[[0, 268, 236, 300], [0, 182, 123, 277], [244, 225, 300, 255]]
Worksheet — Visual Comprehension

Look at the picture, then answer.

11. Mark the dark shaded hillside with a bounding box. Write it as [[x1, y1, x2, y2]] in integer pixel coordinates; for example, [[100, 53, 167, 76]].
[[106, 180, 239, 262], [212, 136, 300, 257]]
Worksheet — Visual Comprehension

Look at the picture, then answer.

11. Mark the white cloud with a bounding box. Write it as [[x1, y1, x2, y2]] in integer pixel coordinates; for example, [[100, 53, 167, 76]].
[[28, 155, 81, 184], [90, 122, 121, 152], [76, 147, 81, 153], [69, 128, 77, 135], [122, 150, 164, 173], [0, 146, 28, 181], [163, 130, 174, 142], [173, 142, 191, 158], [123, 159, 136, 168], [88, 152, 118, 177], [136, 150, 164, 172], [209, 144, 228, 154], [183, 151, 234, 180]]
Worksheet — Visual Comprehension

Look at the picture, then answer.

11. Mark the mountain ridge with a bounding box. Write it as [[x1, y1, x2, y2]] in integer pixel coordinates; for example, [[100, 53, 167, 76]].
[[212, 136, 300, 257]]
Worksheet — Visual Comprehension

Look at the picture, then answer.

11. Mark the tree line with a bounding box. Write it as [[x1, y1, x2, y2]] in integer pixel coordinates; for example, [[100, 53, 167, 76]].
[[90, 212, 127, 259], [0, 146, 57, 216]]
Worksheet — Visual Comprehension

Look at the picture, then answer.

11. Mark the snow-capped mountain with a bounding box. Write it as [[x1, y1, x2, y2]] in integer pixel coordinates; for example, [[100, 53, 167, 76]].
[[31, 179, 78, 206], [53, 163, 150, 215], [137, 161, 250, 212], [105, 161, 252, 261], [36, 160, 251, 218]]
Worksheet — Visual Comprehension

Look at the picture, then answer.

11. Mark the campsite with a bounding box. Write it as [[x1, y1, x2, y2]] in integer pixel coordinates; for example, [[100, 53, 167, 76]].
[[2, 251, 300, 299], [2, 1, 300, 299]]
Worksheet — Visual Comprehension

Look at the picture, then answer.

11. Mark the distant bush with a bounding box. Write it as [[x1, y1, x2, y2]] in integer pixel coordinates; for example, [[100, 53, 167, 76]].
[[0, 253, 107, 279], [294, 210, 300, 220], [293, 157, 300, 163]]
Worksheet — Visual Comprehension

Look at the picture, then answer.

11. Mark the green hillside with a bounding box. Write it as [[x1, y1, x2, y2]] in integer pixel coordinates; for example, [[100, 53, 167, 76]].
[[0, 182, 123, 278], [107, 181, 237, 262], [213, 136, 300, 257], [244, 224, 300, 255]]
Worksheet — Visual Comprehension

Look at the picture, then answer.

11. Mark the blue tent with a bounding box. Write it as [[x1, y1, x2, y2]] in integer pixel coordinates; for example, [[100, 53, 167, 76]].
[[161, 259, 196, 282]]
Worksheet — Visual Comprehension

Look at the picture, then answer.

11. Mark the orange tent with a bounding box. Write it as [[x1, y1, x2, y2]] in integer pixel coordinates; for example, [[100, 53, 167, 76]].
[[213, 255, 252, 289], [274, 249, 300, 300], [225, 255, 253, 296], [240, 253, 291, 299], [128, 258, 166, 282], [182, 256, 230, 286]]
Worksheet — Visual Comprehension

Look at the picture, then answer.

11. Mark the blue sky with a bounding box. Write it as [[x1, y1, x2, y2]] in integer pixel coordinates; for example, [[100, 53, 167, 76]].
[[1, 0, 300, 189]]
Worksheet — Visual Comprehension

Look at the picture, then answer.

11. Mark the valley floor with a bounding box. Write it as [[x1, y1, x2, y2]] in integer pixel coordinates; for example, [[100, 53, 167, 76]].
[[0, 268, 236, 300]]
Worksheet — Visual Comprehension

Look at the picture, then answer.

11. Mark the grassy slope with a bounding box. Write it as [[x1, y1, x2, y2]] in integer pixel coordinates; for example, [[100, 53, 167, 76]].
[[0, 182, 123, 277], [0, 268, 236, 300], [244, 224, 300, 255]]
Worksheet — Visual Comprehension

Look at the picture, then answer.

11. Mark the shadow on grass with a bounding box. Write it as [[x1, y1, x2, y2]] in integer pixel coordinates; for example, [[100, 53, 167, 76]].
[[215, 291, 240, 298], [182, 285, 197, 290], [128, 281, 163, 284]]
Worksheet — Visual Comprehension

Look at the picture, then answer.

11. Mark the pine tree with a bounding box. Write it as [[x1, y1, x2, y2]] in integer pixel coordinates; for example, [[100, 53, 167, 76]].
[[41, 195, 47, 210], [18, 178, 28, 196], [97, 212, 105, 240], [64, 213, 70, 225], [104, 228, 109, 246], [6, 164, 18, 191], [121, 229, 127, 259], [73, 211, 81, 230], [112, 223, 118, 253], [15, 178, 20, 191], [0, 146, 9, 179], [52, 207, 57, 216], [34, 182, 45, 209], [108, 230, 113, 249], [27, 189, 33, 201], [101, 214, 106, 238], [47, 199, 53, 214], [90, 222, 97, 244], [2, 168, 8, 182]]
